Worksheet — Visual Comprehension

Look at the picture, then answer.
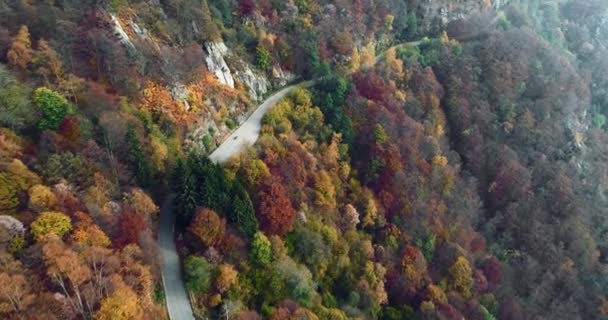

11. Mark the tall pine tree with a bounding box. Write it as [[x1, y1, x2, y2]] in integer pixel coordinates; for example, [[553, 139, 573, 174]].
[[229, 180, 258, 237], [125, 125, 152, 187], [173, 157, 198, 225]]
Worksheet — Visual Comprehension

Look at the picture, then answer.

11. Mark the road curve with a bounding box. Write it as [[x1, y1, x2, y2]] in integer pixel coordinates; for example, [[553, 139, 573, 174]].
[[209, 39, 423, 165], [159, 195, 196, 320], [209, 81, 314, 163], [160, 15, 500, 317]]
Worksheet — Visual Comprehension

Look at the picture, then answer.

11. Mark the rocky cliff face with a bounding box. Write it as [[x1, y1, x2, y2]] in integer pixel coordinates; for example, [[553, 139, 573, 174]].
[[203, 42, 281, 102], [414, 0, 508, 34], [234, 64, 270, 102], [204, 42, 235, 88]]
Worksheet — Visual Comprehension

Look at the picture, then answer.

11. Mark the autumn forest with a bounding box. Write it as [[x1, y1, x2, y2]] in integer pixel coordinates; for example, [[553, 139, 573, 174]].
[[1, 0, 608, 319]]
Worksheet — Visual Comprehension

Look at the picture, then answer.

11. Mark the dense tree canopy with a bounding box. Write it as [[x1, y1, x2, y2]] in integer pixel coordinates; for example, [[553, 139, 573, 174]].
[[1, 0, 608, 319]]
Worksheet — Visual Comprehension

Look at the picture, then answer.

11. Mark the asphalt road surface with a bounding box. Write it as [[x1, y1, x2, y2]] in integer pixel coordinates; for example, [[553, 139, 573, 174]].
[[209, 81, 314, 164], [159, 195, 196, 320]]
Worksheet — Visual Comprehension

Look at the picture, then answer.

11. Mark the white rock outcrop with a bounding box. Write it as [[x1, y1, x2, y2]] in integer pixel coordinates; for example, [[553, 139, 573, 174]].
[[110, 14, 136, 50], [234, 64, 269, 102], [204, 42, 235, 88], [0, 215, 25, 235]]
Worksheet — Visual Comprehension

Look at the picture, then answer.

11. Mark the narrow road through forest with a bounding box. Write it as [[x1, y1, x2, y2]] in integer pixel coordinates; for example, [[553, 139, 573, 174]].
[[159, 14, 500, 319], [159, 195, 195, 320]]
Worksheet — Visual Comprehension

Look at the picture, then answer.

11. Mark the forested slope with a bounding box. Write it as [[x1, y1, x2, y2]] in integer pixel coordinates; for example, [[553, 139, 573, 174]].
[[1, 0, 607, 319]]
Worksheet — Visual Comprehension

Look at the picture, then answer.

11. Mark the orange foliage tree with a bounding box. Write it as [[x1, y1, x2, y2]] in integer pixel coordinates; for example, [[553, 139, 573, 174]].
[[189, 208, 226, 247], [7, 25, 32, 70]]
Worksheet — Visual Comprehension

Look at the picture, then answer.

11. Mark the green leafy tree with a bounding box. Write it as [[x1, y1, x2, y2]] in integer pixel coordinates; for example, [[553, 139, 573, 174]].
[[0, 66, 35, 130], [30, 211, 72, 240], [33, 87, 73, 130], [314, 75, 353, 144], [184, 255, 215, 294], [373, 124, 389, 145], [43, 152, 95, 190], [246, 267, 286, 313], [301, 31, 321, 78], [0, 173, 20, 215], [250, 232, 272, 267], [256, 45, 271, 70], [276, 255, 317, 307], [406, 12, 417, 38], [125, 125, 152, 187]]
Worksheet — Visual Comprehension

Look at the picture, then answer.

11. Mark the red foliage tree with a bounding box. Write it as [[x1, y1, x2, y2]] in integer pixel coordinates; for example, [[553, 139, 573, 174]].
[[58, 116, 81, 142], [257, 178, 296, 236], [115, 212, 147, 248], [239, 0, 255, 16], [482, 256, 502, 291], [487, 159, 531, 209], [354, 72, 388, 102]]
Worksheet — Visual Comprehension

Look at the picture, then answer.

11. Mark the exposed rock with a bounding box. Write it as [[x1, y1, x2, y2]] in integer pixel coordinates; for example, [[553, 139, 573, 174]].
[[234, 64, 269, 102], [110, 14, 135, 50], [204, 42, 235, 88], [130, 19, 145, 36], [170, 83, 191, 111], [271, 65, 296, 87], [415, 0, 495, 33]]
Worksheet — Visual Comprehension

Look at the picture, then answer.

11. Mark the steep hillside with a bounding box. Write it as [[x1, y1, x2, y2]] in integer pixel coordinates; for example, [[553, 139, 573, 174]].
[[2, 0, 608, 319]]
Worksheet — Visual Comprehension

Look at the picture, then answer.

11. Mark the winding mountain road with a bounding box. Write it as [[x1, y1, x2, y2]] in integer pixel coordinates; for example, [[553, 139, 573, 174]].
[[157, 41, 437, 320], [209, 81, 314, 163], [158, 13, 501, 319]]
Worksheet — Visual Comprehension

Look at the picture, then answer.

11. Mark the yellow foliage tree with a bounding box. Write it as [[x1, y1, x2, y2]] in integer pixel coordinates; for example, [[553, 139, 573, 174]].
[[360, 43, 376, 70], [149, 136, 168, 172], [34, 39, 64, 84], [0, 173, 19, 215], [314, 170, 337, 208], [361, 196, 378, 227], [6, 159, 41, 190], [95, 275, 142, 320], [350, 48, 361, 72], [215, 263, 238, 294], [83, 173, 113, 216], [449, 256, 473, 298], [7, 25, 32, 69], [140, 81, 187, 123], [123, 188, 158, 216], [426, 284, 448, 304], [31, 211, 72, 240], [239, 158, 270, 188], [0, 130, 23, 164], [28, 184, 58, 212], [383, 48, 404, 83]]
